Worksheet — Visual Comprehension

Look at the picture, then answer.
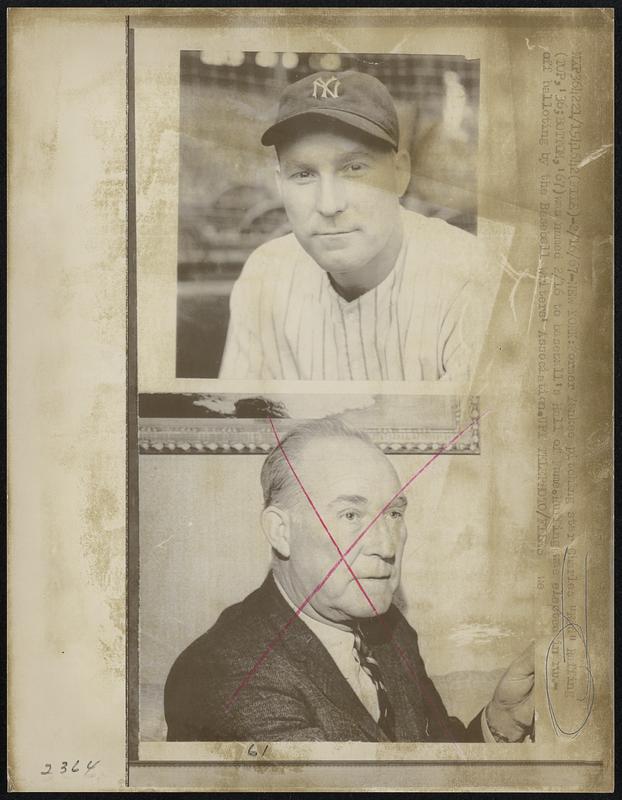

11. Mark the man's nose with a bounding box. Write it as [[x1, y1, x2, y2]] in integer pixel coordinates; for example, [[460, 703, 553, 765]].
[[363, 516, 397, 560], [316, 174, 346, 217]]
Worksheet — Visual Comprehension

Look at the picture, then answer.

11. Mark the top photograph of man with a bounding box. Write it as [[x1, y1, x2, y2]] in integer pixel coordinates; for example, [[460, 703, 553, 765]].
[[176, 53, 486, 382]]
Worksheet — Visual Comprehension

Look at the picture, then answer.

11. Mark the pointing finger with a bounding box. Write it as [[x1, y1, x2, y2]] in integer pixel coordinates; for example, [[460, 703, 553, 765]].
[[508, 640, 535, 679]]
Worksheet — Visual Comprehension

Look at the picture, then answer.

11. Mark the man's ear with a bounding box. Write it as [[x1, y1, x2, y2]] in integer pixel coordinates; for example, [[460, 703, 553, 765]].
[[273, 159, 283, 202], [394, 149, 412, 198], [261, 505, 291, 559]]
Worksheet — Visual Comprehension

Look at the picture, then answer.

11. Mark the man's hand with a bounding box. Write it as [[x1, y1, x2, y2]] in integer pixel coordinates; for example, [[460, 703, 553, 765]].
[[486, 641, 535, 742]]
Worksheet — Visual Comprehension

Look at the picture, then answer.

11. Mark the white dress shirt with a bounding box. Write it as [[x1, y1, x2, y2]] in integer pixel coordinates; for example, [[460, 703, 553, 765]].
[[273, 577, 380, 721], [273, 576, 498, 740]]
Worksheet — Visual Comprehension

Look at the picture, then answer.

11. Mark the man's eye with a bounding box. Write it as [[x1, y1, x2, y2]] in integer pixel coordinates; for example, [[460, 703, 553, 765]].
[[343, 162, 367, 174], [291, 170, 313, 182], [387, 509, 403, 520], [342, 510, 360, 522]]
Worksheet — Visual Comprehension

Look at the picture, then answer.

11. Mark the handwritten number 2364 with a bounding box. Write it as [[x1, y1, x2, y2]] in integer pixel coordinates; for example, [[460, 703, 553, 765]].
[[40, 760, 99, 775]]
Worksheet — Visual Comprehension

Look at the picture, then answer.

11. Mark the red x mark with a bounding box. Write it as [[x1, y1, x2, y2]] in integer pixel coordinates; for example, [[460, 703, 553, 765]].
[[225, 412, 485, 732]]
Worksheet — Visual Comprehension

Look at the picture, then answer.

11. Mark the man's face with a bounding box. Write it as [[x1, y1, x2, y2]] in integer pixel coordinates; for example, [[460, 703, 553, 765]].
[[275, 122, 408, 282], [279, 436, 408, 626]]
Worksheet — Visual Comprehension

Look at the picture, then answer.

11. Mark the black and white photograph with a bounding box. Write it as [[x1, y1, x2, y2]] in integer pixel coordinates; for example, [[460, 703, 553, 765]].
[[137, 392, 481, 454], [176, 50, 486, 381], [7, 7, 613, 794], [136, 393, 533, 751]]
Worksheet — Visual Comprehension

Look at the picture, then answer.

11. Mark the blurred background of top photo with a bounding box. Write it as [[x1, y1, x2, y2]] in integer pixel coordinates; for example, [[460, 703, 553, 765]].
[[177, 50, 480, 378]]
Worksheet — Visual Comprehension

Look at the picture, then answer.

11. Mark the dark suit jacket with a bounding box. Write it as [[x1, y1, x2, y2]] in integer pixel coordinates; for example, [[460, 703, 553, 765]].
[[164, 573, 485, 742]]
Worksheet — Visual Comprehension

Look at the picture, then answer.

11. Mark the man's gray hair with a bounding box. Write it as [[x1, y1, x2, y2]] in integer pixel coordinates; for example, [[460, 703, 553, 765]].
[[261, 416, 378, 511]]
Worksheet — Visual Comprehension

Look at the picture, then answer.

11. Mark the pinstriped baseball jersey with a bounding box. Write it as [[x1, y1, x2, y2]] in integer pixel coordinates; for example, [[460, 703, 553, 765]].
[[219, 208, 483, 382]]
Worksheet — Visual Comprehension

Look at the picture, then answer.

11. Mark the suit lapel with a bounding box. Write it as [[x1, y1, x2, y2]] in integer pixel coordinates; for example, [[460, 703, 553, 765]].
[[261, 574, 388, 742], [364, 614, 429, 741], [375, 644, 428, 740], [299, 631, 389, 742]]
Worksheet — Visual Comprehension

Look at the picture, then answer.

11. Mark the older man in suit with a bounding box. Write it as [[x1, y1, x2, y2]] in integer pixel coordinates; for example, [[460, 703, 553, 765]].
[[165, 418, 534, 742]]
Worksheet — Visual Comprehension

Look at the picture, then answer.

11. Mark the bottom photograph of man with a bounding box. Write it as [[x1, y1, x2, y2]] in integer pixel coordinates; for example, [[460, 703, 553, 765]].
[[135, 406, 534, 749]]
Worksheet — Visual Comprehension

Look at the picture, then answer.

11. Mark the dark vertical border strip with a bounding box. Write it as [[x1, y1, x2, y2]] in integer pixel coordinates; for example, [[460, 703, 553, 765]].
[[126, 19, 140, 775]]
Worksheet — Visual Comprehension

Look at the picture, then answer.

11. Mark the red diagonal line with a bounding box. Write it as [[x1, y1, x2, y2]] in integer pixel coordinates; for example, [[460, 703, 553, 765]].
[[342, 415, 488, 560], [225, 414, 484, 714], [268, 417, 381, 616], [267, 419, 484, 754]]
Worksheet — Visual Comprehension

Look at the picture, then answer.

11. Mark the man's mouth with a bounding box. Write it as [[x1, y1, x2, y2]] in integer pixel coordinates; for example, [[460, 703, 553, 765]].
[[314, 229, 357, 237], [357, 572, 392, 581]]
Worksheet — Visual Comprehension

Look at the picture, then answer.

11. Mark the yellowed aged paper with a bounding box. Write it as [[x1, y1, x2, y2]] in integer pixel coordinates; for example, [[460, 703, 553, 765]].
[[7, 6, 129, 792], [7, 6, 613, 793]]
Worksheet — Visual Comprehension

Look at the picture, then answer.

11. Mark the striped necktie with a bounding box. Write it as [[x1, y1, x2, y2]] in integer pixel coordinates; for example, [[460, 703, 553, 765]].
[[353, 625, 395, 740]]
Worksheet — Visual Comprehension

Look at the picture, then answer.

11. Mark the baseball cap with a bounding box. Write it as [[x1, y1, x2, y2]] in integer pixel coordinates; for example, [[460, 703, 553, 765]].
[[261, 70, 400, 150]]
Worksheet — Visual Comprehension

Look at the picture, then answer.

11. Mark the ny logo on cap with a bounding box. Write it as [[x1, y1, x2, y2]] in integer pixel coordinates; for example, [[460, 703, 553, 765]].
[[312, 75, 341, 99]]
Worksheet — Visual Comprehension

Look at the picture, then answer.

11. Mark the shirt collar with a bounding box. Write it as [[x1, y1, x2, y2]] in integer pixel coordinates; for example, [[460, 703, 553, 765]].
[[321, 210, 408, 309], [272, 573, 355, 651]]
